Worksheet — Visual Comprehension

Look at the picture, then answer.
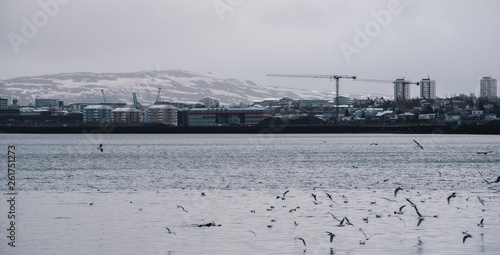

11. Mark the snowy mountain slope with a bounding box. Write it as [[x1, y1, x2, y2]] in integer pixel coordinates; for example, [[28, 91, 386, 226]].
[[0, 70, 389, 106]]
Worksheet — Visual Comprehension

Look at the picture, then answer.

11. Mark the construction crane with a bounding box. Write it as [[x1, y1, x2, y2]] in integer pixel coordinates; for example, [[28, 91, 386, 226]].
[[267, 74, 356, 123], [132, 93, 143, 110], [101, 89, 106, 103], [353, 78, 419, 120], [155, 88, 161, 103]]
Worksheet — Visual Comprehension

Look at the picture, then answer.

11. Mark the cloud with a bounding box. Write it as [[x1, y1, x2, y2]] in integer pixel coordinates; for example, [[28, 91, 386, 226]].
[[1, 0, 499, 98]]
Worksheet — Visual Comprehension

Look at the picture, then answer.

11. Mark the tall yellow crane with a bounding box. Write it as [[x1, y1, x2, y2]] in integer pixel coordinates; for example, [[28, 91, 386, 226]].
[[266, 74, 356, 123]]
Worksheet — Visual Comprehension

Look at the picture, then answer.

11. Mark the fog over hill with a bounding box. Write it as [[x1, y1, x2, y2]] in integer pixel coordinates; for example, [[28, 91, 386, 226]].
[[0, 70, 389, 106]]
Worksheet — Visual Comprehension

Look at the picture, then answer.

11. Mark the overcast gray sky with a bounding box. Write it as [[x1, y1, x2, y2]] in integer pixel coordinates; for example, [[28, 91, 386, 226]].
[[1, 0, 499, 98]]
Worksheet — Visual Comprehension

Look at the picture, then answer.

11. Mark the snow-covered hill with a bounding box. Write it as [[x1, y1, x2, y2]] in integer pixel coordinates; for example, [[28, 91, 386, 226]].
[[0, 70, 388, 106]]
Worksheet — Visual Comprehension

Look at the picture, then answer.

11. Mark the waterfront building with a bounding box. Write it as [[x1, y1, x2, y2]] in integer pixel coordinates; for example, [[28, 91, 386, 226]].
[[145, 104, 177, 125], [112, 107, 143, 123], [199, 97, 220, 108], [254, 98, 280, 108], [333, 96, 350, 105], [420, 77, 436, 99], [480, 77, 497, 99], [0, 97, 7, 110], [394, 79, 410, 102], [188, 107, 272, 126], [83, 105, 112, 123], [70, 102, 126, 112], [35, 98, 62, 108]]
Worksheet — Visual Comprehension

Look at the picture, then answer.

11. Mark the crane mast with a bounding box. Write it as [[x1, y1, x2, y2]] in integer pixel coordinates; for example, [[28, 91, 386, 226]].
[[267, 74, 356, 123], [156, 88, 161, 103], [101, 89, 106, 103]]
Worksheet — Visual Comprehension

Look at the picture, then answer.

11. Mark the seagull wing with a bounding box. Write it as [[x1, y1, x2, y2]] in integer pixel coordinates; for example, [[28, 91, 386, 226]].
[[359, 228, 368, 239], [298, 237, 306, 247], [406, 198, 416, 207], [413, 140, 424, 149], [394, 187, 402, 197], [248, 230, 256, 237], [463, 234, 472, 243], [494, 176, 500, 183], [477, 195, 485, 206], [417, 218, 424, 227], [283, 190, 290, 197]]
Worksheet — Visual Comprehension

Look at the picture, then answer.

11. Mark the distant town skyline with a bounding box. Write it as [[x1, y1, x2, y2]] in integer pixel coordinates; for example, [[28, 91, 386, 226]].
[[1, 1, 499, 99]]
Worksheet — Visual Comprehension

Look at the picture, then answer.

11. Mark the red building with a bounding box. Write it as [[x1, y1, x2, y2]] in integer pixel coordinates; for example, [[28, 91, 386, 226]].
[[112, 107, 143, 123]]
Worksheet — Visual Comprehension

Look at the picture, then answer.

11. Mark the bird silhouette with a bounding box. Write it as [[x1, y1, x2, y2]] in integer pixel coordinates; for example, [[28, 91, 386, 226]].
[[462, 231, 472, 243], [166, 227, 176, 236], [413, 140, 424, 149], [177, 205, 188, 213], [311, 193, 317, 202], [326, 231, 336, 243], [394, 187, 403, 198], [277, 190, 290, 200], [394, 205, 406, 214], [447, 192, 457, 204], [477, 218, 484, 227], [97, 143, 103, 152], [296, 237, 306, 247]]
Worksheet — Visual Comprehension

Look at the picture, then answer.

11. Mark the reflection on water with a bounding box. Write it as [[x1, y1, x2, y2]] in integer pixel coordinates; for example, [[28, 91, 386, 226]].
[[0, 134, 499, 254]]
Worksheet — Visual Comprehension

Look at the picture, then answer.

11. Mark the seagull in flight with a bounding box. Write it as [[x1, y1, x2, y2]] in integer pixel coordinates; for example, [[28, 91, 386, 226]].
[[359, 228, 381, 240], [340, 216, 354, 227], [177, 205, 188, 213], [394, 205, 406, 214], [288, 207, 300, 213], [327, 212, 342, 222], [296, 237, 306, 248], [326, 231, 336, 243], [248, 230, 257, 237], [166, 227, 176, 235], [311, 193, 317, 202], [97, 143, 103, 152], [413, 140, 424, 150], [462, 231, 472, 243], [477, 218, 484, 227], [447, 192, 457, 205], [406, 198, 424, 219], [478, 171, 500, 184], [326, 193, 339, 206], [394, 187, 403, 198], [477, 195, 485, 206], [276, 190, 290, 200]]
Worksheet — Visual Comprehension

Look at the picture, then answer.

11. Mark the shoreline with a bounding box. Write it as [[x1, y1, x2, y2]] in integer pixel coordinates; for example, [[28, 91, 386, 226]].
[[1, 123, 499, 134]]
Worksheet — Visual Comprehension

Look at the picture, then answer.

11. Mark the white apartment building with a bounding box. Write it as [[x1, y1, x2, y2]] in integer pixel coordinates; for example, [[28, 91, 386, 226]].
[[480, 77, 497, 99]]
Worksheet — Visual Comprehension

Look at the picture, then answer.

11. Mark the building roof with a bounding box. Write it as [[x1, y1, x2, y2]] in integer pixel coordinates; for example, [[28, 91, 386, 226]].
[[112, 107, 142, 113], [84, 105, 113, 110], [147, 104, 177, 110], [189, 107, 272, 113]]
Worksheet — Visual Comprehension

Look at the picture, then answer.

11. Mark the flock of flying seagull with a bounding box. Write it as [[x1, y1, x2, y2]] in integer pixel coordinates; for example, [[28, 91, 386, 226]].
[[96, 139, 498, 252], [164, 175, 499, 253]]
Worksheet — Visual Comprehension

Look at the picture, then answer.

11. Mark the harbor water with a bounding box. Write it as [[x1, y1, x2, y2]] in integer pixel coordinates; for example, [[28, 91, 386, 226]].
[[1, 133, 499, 254]]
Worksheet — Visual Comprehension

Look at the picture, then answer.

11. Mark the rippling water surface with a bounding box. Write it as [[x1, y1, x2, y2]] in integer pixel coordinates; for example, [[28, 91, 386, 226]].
[[1, 133, 499, 254]]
